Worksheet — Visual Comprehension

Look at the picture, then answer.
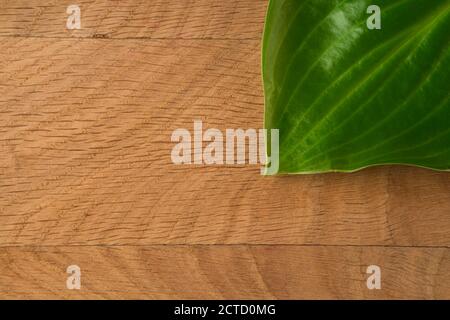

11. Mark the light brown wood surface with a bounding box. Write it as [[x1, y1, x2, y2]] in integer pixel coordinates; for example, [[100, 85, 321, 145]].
[[0, 0, 449, 299], [1, 246, 449, 299], [0, 0, 265, 39]]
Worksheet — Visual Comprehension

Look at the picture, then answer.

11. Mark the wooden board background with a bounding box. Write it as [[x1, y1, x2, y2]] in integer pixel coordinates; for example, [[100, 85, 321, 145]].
[[0, 0, 449, 299]]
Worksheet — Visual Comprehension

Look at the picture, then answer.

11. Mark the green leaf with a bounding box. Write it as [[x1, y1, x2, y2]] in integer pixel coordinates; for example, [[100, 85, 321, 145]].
[[262, 0, 450, 174]]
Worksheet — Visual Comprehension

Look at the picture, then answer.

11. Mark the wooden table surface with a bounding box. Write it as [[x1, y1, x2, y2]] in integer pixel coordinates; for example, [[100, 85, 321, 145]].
[[0, 0, 449, 299]]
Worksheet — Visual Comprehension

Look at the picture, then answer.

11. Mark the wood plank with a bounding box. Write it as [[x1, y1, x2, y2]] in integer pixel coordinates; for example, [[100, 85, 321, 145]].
[[0, 0, 266, 39], [1, 38, 450, 246], [0, 245, 448, 299]]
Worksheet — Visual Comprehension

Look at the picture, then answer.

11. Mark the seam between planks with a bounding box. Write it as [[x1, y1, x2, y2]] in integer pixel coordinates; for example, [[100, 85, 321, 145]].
[[0, 35, 262, 41], [0, 244, 448, 249]]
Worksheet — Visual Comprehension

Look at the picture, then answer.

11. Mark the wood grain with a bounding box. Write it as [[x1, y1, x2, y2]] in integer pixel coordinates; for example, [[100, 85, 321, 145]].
[[0, 246, 449, 299], [1, 38, 449, 247], [0, 0, 266, 39], [0, 0, 449, 299]]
